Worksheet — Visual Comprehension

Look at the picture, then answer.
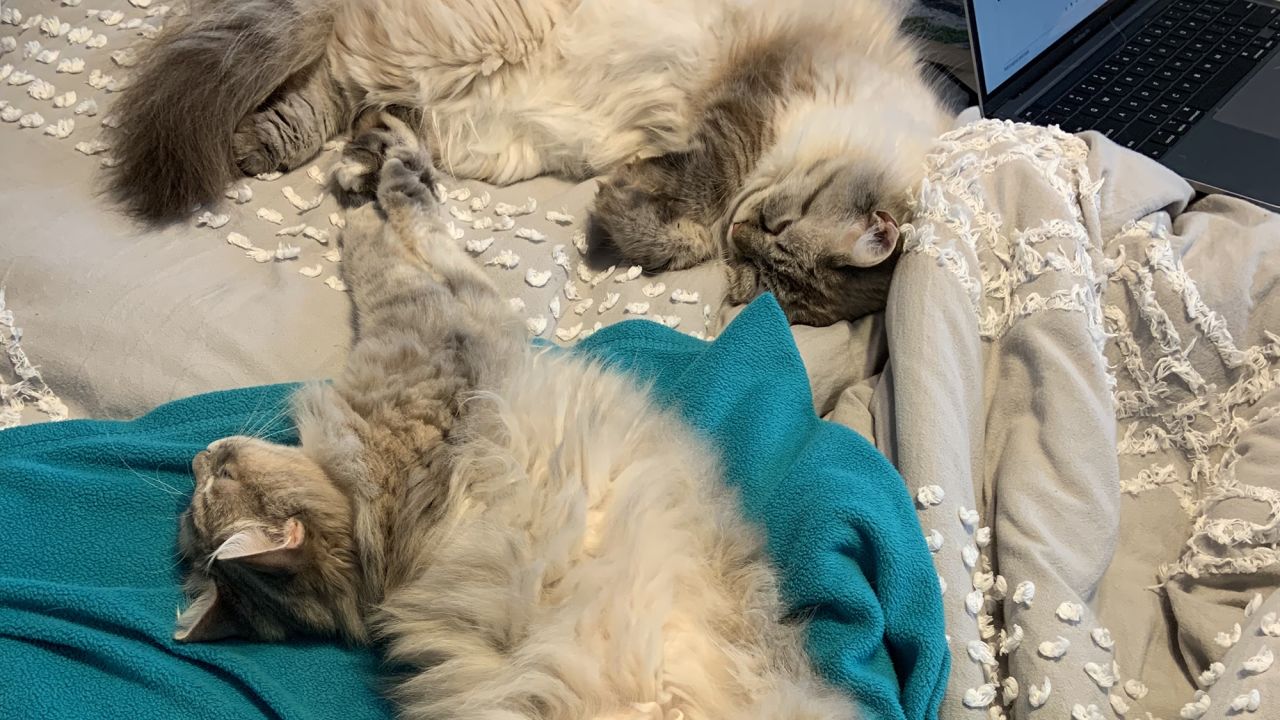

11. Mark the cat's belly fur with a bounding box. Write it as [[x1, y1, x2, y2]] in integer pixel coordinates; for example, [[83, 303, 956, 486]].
[[330, 0, 721, 184], [377, 351, 853, 719]]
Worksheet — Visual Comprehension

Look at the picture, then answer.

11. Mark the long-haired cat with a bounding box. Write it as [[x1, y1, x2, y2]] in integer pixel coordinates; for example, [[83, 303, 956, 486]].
[[173, 114, 858, 720], [108, 0, 951, 325]]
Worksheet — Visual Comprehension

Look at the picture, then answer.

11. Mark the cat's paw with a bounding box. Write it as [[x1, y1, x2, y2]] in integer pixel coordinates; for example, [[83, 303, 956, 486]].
[[377, 150, 439, 210], [333, 109, 433, 208], [591, 178, 713, 272], [232, 119, 280, 177], [232, 112, 302, 177]]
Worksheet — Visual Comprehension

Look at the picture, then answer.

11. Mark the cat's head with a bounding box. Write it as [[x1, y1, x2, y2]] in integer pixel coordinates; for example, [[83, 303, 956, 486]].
[[722, 160, 907, 326], [174, 436, 364, 643]]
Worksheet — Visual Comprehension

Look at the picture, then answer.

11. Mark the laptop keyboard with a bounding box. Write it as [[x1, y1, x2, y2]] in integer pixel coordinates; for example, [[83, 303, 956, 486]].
[[1017, 0, 1280, 159]]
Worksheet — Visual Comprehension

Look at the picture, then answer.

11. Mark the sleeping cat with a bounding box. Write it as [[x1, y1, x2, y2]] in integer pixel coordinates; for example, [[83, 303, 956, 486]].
[[107, 0, 951, 325], [173, 113, 858, 720]]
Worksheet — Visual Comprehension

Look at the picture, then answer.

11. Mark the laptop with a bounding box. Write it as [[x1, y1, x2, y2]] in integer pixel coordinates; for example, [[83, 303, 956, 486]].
[[964, 0, 1280, 210]]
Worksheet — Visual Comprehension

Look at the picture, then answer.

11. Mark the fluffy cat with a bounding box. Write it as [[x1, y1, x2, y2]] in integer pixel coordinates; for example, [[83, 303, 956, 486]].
[[174, 114, 858, 720], [107, 0, 951, 325]]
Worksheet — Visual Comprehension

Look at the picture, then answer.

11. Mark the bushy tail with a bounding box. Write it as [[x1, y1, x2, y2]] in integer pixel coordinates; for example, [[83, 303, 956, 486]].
[[106, 0, 335, 222]]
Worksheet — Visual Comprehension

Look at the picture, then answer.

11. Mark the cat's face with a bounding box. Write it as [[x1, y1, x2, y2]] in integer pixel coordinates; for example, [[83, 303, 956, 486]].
[[724, 162, 905, 326], [174, 436, 363, 643]]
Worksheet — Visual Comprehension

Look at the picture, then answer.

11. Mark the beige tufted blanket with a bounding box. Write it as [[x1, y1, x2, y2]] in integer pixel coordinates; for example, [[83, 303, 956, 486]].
[[794, 119, 1280, 719]]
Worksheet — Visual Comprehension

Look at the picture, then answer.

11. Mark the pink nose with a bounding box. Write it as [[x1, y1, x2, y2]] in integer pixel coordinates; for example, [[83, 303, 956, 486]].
[[729, 222, 745, 241]]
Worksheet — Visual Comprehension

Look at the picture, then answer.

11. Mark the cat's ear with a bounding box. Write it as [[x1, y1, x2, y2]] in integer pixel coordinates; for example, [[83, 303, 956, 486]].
[[213, 518, 306, 571], [174, 585, 239, 642], [844, 211, 900, 268]]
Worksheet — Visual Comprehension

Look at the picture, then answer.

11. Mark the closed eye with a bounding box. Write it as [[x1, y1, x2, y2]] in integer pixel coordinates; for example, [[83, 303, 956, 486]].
[[758, 209, 794, 236]]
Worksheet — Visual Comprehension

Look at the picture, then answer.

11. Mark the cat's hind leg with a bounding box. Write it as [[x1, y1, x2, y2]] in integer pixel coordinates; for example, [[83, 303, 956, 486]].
[[233, 59, 351, 176]]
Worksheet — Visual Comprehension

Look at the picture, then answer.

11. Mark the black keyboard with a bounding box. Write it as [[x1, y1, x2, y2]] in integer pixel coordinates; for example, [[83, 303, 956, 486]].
[[1018, 0, 1280, 159]]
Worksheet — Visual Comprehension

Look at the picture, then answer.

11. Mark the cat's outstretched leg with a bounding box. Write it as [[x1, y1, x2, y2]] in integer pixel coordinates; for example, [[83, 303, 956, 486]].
[[335, 111, 522, 358], [233, 60, 351, 176]]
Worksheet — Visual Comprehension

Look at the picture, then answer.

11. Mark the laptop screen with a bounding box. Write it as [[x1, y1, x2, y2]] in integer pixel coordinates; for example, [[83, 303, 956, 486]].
[[970, 0, 1112, 94]]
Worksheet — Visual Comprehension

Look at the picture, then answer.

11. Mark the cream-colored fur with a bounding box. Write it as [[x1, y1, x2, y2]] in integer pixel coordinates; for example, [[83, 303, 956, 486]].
[[328, 0, 941, 187], [381, 351, 853, 719]]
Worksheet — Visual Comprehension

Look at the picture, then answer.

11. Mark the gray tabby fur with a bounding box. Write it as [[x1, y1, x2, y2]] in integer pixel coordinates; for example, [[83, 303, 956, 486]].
[[174, 114, 859, 720]]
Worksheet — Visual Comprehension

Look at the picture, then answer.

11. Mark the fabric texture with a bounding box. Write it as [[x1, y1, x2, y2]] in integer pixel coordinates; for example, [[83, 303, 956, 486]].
[[791, 119, 1280, 718], [0, 296, 947, 720]]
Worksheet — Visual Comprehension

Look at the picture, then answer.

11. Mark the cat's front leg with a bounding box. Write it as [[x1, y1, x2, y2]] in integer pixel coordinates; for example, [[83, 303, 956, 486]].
[[590, 154, 721, 272]]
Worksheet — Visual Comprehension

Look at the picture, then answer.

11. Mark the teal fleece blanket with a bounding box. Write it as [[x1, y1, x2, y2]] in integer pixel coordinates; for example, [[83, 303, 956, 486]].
[[0, 296, 946, 720]]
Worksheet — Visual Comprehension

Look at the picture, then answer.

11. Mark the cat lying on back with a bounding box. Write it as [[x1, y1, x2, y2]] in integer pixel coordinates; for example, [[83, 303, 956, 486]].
[[108, 0, 951, 324], [173, 113, 859, 720]]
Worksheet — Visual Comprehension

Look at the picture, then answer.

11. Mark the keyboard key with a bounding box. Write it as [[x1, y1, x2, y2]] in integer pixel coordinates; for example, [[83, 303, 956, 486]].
[[1115, 120, 1160, 148], [1143, 77, 1172, 92], [1174, 107, 1204, 123], [1040, 112, 1070, 126], [1131, 63, 1158, 77], [1018, 107, 1042, 121], [1135, 33, 1158, 46], [1095, 93, 1121, 107], [1077, 81, 1102, 95], [1122, 97, 1150, 111], [1149, 45, 1174, 59], [1164, 121, 1192, 135], [1133, 87, 1159, 102], [1141, 143, 1167, 159], [1157, 67, 1181, 81], [1151, 131, 1179, 146], [1080, 104, 1107, 117], [1108, 108, 1138, 123], [1168, 58, 1192, 72], [1165, 88, 1190, 103], [1064, 92, 1090, 106], [1062, 117, 1091, 133], [1093, 118, 1127, 137], [1197, 60, 1224, 73], [1052, 102, 1081, 116], [1141, 109, 1165, 125]]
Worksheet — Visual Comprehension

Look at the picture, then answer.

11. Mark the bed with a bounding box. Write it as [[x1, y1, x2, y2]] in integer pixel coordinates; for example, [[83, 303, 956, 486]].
[[4, 1, 1280, 718]]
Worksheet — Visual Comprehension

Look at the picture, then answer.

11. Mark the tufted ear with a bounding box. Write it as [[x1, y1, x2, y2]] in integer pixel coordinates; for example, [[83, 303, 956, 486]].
[[212, 518, 306, 571], [844, 210, 900, 268], [174, 584, 239, 643]]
